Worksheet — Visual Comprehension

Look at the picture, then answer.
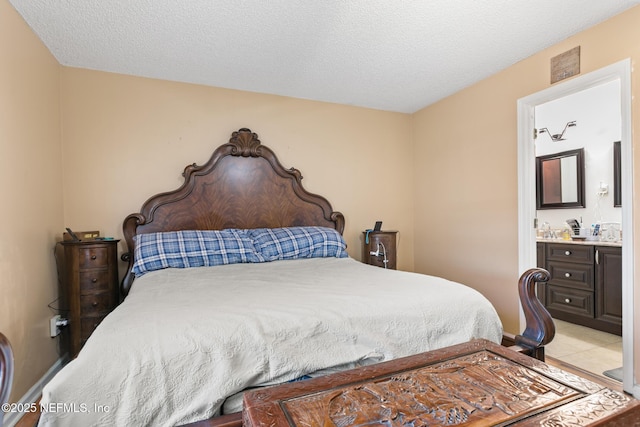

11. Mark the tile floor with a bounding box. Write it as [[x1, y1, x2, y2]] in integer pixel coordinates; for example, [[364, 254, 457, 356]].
[[545, 319, 623, 380]]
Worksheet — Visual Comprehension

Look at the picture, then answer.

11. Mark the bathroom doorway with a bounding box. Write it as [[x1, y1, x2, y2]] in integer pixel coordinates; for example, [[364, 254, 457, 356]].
[[534, 80, 622, 381], [517, 59, 635, 395]]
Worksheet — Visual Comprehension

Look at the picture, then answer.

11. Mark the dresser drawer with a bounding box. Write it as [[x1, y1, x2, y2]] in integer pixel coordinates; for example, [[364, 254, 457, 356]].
[[546, 285, 594, 318], [80, 293, 116, 315], [546, 243, 593, 264], [80, 315, 108, 341], [79, 270, 111, 294], [78, 247, 109, 269], [547, 261, 594, 290]]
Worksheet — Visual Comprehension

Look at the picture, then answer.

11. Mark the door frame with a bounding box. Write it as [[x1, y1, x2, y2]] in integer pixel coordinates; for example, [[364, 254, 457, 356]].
[[517, 59, 635, 394]]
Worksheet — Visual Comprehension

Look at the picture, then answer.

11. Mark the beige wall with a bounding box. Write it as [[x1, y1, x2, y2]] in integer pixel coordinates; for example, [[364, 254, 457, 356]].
[[412, 5, 640, 371], [0, 0, 63, 401], [59, 68, 415, 271]]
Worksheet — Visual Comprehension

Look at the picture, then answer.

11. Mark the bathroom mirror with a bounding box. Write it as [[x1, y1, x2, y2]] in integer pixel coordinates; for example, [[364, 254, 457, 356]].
[[536, 148, 585, 209], [614, 140, 621, 207]]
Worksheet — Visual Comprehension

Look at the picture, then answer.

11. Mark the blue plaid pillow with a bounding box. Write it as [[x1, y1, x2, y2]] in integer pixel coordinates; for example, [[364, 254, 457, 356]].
[[132, 229, 263, 277], [249, 226, 348, 261]]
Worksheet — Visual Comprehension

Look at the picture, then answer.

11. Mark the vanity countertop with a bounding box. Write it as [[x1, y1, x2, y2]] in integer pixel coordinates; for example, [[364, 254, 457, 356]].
[[536, 237, 622, 248]]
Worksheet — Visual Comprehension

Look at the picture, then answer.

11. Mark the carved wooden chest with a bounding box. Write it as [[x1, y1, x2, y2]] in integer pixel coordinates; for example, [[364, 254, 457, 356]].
[[243, 339, 640, 426]]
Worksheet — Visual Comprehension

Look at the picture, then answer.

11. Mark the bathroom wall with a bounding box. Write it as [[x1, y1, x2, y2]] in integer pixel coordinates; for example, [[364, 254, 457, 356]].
[[535, 79, 622, 233]]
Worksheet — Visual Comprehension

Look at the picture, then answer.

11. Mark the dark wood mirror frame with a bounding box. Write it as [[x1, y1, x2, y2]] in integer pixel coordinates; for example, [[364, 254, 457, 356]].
[[614, 140, 621, 207], [536, 148, 585, 210]]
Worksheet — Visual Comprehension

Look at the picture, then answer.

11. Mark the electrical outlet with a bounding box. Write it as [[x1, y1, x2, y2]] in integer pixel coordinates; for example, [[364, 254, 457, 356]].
[[50, 315, 62, 337], [598, 182, 609, 195]]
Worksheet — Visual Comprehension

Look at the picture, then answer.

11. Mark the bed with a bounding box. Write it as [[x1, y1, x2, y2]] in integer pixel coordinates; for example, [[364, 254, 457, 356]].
[[38, 128, 554, 427]]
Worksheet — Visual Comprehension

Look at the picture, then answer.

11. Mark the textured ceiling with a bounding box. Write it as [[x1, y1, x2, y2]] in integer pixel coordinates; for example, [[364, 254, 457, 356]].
[[9, 1, 640, 113]]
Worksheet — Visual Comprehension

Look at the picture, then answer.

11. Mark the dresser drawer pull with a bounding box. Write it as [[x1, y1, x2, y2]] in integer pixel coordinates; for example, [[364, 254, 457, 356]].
[[564, 272, 571, 278], [564, 298, 572, 304], [91, 278, 98, 283], [91, 301, 99, 307], [91, 255, 97, 260], [564, 251, 571, 256]]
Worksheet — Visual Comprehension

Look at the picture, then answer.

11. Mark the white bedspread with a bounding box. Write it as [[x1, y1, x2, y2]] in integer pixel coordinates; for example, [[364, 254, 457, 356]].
[[38, 257, 502, 427]]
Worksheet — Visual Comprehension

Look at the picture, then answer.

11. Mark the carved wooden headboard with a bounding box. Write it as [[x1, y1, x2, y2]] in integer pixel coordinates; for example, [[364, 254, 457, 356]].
[[121, 128, 345, 295]]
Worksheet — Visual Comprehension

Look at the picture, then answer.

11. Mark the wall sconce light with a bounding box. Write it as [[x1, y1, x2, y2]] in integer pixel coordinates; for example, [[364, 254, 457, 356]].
[[537, 121, 577, 142]]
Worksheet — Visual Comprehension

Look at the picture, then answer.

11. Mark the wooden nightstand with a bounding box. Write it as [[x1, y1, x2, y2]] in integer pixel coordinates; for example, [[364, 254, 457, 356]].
[[362, 231, 397, 269], [55, 240, 119, 358]]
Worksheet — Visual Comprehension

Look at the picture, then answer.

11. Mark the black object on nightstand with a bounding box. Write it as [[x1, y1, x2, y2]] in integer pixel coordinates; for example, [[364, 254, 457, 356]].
[[363, 230, 397, 269], [55, 239, 120, 358]]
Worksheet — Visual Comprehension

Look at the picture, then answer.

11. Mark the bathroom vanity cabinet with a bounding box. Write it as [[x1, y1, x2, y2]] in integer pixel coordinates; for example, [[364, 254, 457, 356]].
[[537, 241, 621, 336]]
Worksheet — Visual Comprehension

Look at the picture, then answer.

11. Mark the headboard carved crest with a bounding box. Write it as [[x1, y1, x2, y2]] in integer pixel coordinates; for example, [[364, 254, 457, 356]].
[[121, 128, 345, 295], [228, 127, 263, 157]]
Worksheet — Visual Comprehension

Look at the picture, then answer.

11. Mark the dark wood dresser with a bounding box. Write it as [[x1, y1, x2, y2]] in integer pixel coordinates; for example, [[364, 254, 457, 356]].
[[55, 240, 119, 358], [362, 230, 397, 269], [243, 339, 640, 426]]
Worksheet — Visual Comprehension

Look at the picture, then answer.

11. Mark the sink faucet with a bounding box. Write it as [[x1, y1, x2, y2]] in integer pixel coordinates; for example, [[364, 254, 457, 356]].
[[540, 222, 554, 239]]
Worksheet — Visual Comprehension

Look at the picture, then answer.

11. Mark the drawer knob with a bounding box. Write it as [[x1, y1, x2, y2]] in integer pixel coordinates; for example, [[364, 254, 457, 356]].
[[91, 255, 97, 260], [564, 251, 571, 256], [564, 272, 571, 278], [564, 298, 572, 303], [91, 301, 98, 307], [92, 278, 97, 283]]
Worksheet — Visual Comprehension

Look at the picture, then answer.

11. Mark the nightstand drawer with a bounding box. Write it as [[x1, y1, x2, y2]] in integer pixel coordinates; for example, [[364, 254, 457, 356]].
[[80, 315, 108, 341], [547, 261, 593, 290], [80, 293, 115, 314], [546, 285, 594, 318], [79, 270, 111, 294], [78, 247, 109, 269], [546, 243, 593, 264]]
